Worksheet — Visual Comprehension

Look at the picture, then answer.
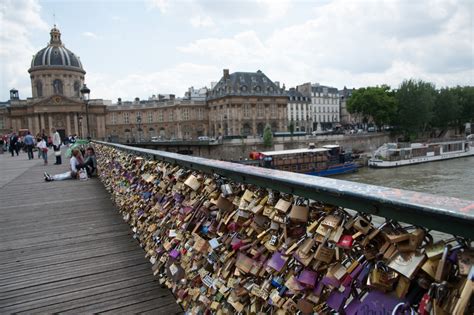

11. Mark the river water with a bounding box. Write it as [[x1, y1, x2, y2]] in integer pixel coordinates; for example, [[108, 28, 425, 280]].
[[334, 156, 474, 201]]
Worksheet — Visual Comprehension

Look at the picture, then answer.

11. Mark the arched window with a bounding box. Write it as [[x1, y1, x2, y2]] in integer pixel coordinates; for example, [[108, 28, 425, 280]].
[[242, 123, 251, 136], [36, 81, 43, 97], [257, 123, 264, 136], [74, 81, 80, 97], [53, 79, 63, 95]]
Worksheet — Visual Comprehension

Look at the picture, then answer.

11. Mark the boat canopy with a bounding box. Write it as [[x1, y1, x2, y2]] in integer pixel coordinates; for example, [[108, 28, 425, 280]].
[[260, 148, 329, 156]]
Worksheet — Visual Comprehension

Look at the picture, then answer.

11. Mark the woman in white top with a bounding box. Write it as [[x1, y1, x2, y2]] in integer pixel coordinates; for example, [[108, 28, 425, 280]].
[[44, 149, 83, 181]]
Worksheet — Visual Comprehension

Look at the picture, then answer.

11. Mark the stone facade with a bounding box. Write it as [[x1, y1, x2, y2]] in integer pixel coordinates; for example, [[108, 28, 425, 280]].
[[287, 88, 313, 133], [0, 26, 107, 140], [105, 98, 208, 143], [297, 82, 341, 131], [207, 69, 287, 137]]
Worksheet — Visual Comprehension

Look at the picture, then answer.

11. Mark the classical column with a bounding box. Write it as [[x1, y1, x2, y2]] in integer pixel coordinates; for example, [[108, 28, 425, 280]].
[[34, 115, 40, 135], [74, 113, 79, 135], [40, 114, 45, 133], [48, 114, 53, 131], [66, 114, 71, 136], [27, 116, 33, 132]]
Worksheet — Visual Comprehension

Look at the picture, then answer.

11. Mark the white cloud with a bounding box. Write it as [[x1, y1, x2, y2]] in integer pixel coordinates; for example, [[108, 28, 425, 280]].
[[0, 0, 48, 98], [179, 0, 473, 89], [146, 0, 170, 13], [190, 15, 214, 28], [82, 31, 98, 39], [87, 63, 220, 101]]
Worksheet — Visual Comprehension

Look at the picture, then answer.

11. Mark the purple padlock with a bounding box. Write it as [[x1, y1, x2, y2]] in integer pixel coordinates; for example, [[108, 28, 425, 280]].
[[313, 280, 324, 296], [267, 252, 286, 272], [169, 248, 180, 259], [321, 275, 341, 288], [355, 262, 372, 287], [327, 286, 351, 311], [297, 269, 318, 287], [356, 290, 406, 314]]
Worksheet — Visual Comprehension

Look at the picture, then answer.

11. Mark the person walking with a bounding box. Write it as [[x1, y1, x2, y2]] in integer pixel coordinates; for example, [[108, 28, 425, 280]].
[[24, 131, 35, 160], [51, 128, 62, 165], [9, 132, 19, 157], [37, 138, 48, 165]]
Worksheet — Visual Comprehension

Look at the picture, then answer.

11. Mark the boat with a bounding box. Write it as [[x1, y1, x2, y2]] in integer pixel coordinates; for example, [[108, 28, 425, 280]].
[[249, 144, 358, 177], [368, 135, 474, 168]]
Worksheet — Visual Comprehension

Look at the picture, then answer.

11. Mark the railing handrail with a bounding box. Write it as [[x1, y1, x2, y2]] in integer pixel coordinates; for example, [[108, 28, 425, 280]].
[[94, 140, 474, 239]]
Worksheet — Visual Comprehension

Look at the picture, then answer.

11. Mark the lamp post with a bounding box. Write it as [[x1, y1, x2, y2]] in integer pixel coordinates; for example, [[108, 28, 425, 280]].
[[136, 115, 142, 143], [80, 84, 91, 139], [78, 115, 83, 139]]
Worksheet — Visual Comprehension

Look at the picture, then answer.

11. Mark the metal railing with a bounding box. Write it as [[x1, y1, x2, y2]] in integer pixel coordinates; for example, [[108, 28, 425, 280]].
[[94, 141, 474, 239]]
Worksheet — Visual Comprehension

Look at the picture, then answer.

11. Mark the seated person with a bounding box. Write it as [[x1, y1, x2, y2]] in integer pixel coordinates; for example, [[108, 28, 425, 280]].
[[80, 147, 97, 176], [44, 149, 84, 181]]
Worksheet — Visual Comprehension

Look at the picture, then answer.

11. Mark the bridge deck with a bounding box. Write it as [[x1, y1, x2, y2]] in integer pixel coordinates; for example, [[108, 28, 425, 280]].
[[0, 150, 181, 314]]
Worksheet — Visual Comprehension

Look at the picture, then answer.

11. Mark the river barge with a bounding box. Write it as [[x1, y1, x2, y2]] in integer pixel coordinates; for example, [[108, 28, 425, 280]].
[[249, 144, 358, 176], [368, 135, 474, 168]]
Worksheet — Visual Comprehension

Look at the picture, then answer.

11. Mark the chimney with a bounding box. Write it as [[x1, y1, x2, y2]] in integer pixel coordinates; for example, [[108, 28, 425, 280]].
[[223, 69, 230, 79], [117, 97, 122, 105]]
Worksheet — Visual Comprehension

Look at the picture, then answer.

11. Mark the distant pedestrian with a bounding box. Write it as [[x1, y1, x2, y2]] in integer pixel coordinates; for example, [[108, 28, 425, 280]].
[[51, 128, 62, 165], [24, 131, 35, 160], [37, 138, 48, 165], [9, 132, 19, 156], [36, 133, 43, 158]]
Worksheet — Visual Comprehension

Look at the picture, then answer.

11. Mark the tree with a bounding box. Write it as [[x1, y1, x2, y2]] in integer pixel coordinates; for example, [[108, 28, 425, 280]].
[[263, 124, 273, 147], [432, 87, 461, 130], [288, 121, 295, 135], [395, 79, 436, 139], [347, 85, 397, 128]]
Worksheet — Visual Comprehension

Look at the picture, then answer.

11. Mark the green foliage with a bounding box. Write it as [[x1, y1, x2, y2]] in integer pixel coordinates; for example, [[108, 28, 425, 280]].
[[288, 122, 295, 135], [263, 124, 273, 147], [395, 79, 436, 139], [347, 85, 397, 127], [432, 87, 461, 129]]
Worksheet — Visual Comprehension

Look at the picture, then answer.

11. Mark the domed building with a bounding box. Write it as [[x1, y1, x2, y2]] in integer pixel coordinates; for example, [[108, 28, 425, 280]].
[[0, 26, 107, 140]]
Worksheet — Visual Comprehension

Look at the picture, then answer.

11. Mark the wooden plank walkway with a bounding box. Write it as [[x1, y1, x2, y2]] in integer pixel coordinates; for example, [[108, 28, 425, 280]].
[[0, 150, 182, 314]]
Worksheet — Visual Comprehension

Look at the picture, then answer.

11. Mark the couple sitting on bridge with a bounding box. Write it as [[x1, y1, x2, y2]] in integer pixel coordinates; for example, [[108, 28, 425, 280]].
[[44, 147, 97, 181]]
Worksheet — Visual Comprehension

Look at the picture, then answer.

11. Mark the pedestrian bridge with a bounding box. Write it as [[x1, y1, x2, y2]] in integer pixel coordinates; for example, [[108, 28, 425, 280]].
[[0, 143, 472, 314], [0, 152, 182, 314]]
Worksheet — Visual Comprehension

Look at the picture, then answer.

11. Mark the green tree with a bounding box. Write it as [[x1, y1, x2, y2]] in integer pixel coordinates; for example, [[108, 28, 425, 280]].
[[432, 87, 461, 129], [288, 121, 295, 135], [347, 85, 397, 128], [395, 79, 436, 139], [263, 124, 273, 147]]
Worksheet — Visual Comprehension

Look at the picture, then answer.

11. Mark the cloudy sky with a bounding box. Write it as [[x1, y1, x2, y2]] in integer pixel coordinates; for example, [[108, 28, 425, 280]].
[[0, 0, 472, 101]]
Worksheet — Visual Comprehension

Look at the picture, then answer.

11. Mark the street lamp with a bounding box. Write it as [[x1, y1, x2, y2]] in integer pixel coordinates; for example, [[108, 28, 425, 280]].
[[136, 115, 142, 143], [78, 115, 83, 139], [80, 84, 91, 139]]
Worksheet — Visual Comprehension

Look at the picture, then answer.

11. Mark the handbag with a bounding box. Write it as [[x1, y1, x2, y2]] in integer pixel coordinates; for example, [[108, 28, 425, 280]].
[[78, 169, 88, 181], [54, 151, 61, 157]]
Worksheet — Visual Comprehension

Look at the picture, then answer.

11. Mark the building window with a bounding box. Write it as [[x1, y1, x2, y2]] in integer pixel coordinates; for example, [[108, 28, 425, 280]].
[[158, 111, 164, 122], [136, 111, 141, 118], [123, 112, 129, 124], [147, 111, 153, 123], [74, 81, 80, 97], [169, 110, 174, 121], [197, 108, 204, 120], [0, 116, 4, 129], [111, 112, 117, 124], [53, 79, 63, 95], [36, 81, 43, 97], [182, 108, 189, 121], [257, 105, 264, 117], [271, 104, 276, 117], [243, 104, 250, 118]]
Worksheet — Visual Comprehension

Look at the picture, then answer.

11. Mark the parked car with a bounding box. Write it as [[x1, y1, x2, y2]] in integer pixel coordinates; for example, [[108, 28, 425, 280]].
[[367, 127, 376, 132], [198, 136, 210, 141]]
